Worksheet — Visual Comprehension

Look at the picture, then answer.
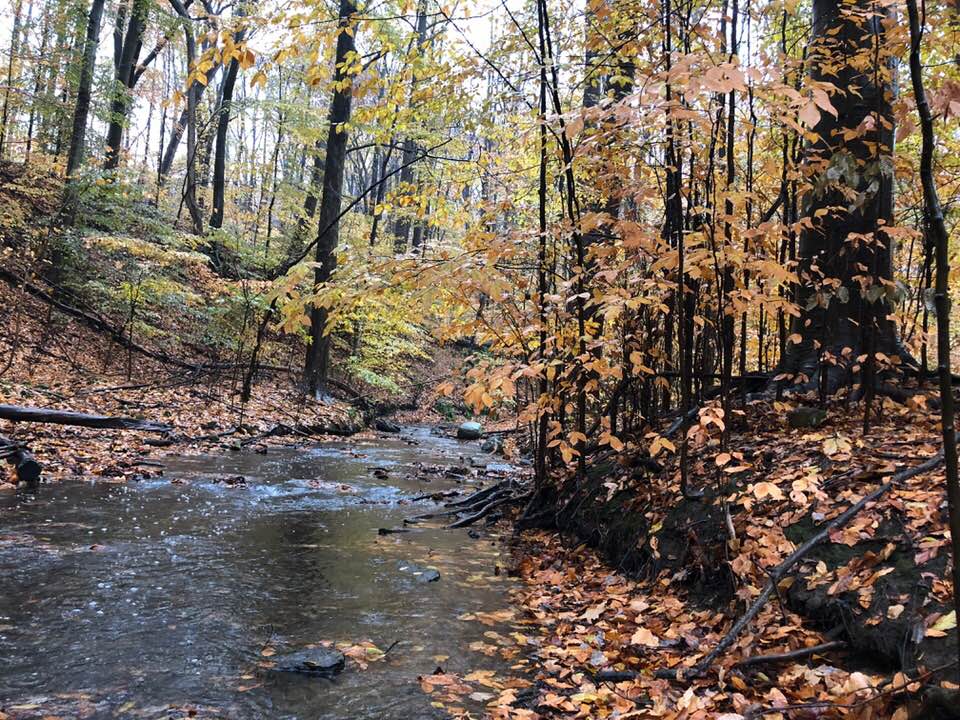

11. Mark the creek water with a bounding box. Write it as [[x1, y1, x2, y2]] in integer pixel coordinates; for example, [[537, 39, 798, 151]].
[[0, 427, 519, 719]]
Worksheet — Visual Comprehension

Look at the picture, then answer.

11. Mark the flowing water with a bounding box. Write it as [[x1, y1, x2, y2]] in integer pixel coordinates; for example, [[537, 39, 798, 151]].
[[0, 427, 520, 719]]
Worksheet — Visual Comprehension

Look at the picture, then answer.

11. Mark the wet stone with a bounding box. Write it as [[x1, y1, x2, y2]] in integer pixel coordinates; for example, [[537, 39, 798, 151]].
[[374, 418, 401, 433], [272, 647, 346, 676], [456, 422, 483, 440], [398, 561, 441, 583]]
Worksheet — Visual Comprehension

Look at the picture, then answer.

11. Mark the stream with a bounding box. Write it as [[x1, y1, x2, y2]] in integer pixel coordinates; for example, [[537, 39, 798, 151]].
[[0, 427, 520, 719]]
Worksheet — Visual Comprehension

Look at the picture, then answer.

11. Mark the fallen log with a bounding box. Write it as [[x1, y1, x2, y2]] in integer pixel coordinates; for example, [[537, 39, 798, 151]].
[[655, 437, 956, 682], [0, 404, 171, 433], [0, 434, 42, 484]]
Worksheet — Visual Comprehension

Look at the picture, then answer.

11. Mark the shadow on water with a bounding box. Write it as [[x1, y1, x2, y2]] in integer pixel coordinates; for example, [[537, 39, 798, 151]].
[[0, 427, 519, 719]]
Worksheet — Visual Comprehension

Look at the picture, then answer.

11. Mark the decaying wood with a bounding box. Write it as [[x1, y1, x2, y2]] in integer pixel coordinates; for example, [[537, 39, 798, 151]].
[[655, 439, 956, 682], [0, 404, 171, 433], [0, 434, 42, 484]]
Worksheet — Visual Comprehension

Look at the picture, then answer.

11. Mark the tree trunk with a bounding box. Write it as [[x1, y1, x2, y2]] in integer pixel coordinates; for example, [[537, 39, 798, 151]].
[[782, 0, 904, 391], [303, 0, 357, 397], [391, 0, 428, 252], [104, 0, 149, 170], [905, 0, 960, 671], [157, 44, 219, 187], [208, 14, 246, 229], [64, 0, 107, 190], [0, 0, 25, 159]]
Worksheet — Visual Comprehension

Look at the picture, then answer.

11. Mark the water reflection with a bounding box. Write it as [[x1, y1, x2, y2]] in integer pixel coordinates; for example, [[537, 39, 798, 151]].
[[0, 428, 516, 719]]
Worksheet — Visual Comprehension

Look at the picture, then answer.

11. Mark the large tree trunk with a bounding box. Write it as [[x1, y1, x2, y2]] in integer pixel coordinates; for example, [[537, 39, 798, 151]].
[[63, 0, 107, 202], [782, 0, 905, 392], [303, 0, 357, 397], [104, 0, 149, 170]]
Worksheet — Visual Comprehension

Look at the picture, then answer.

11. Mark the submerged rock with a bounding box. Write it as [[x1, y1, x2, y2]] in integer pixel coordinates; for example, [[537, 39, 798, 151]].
[[456, 421, 483, 440], [272, 647, 346, 676], [399, 561, 441, 582]]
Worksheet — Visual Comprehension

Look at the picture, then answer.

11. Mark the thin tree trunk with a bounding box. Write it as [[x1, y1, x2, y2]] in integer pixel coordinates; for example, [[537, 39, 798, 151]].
[[905, 0, 960, 670], [0, 0, 25, 159], [104, 0, 149, 170], [209, 6, 246, 229], [63, 0, 107, 217]]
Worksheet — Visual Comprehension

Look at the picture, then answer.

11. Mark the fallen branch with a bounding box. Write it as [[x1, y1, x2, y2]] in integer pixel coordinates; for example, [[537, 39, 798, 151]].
[[734, 640, 845, 669], [0, 434, 41, 483], [0, 403, 171, 433], [655, 437, 956, 682]]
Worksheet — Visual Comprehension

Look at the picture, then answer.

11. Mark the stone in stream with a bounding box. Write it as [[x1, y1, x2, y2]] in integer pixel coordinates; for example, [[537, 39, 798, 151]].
[[481, 435, 503, 454], [373, 418, 401, 433], [456, 421, 483, 440], [272, 647, 346, 676], [398, 561, 441, 582]]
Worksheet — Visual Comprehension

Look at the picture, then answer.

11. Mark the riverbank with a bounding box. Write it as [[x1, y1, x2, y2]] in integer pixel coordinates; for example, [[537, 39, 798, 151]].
[[485, 399, 959, 719]]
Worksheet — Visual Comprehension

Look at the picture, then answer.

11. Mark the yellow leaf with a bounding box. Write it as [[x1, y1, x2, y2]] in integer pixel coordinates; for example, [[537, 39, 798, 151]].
[[928, 610, 957, 636], [752, 481, 784, 501], [630, 626, 659, 647]]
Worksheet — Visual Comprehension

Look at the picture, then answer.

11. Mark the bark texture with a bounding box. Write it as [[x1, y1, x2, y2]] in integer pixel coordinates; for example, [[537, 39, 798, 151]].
[[782, 0, 905, 390]]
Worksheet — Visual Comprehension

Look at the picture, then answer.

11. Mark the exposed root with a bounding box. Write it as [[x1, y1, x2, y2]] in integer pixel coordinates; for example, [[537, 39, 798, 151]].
[[403, 479, 530, 528]]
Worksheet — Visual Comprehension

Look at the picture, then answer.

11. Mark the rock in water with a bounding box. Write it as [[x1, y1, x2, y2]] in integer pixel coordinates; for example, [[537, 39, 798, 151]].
[[373, 418, 401, 433], [273, 647, 346, 676], [456, 421, 483, 440], [787, 406, 827, 429], [481, 435, 503, 453], [398, 561, 441, 582]]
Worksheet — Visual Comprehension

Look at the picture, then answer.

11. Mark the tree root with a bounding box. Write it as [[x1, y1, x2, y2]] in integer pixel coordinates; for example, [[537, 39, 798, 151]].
[[445, 481, 514, 508], [654, 437, 956, 682], [406, 487, 514, 523], [448, 492, 531, 529], [402, 480, 529, 528]]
